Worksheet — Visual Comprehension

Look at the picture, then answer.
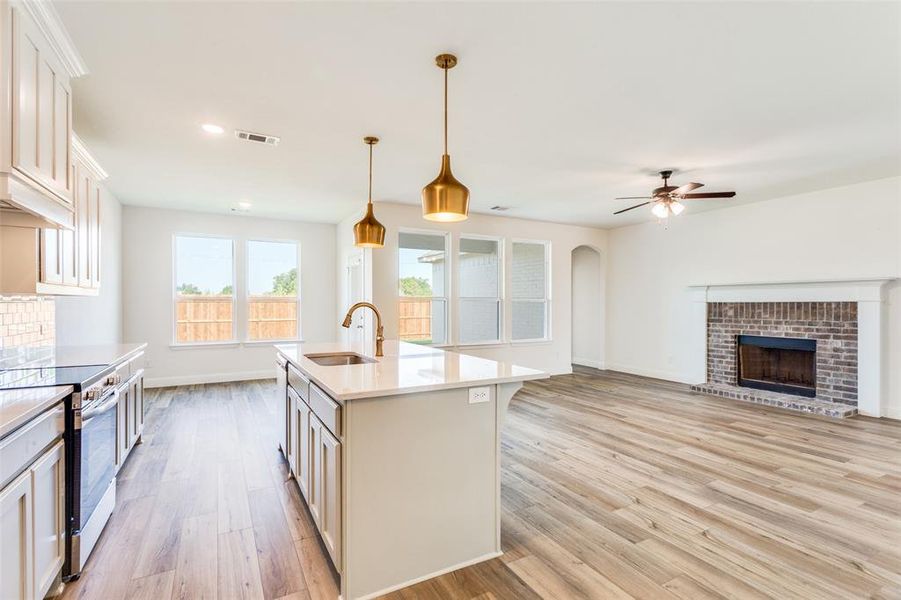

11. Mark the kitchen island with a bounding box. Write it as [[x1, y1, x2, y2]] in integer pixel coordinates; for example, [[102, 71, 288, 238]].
[[274, 340, 546, 600]]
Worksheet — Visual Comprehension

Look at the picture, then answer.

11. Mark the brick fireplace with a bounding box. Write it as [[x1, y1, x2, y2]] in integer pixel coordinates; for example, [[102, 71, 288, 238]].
[[688, 280, 893, 419], [703, 301, 858, 406]]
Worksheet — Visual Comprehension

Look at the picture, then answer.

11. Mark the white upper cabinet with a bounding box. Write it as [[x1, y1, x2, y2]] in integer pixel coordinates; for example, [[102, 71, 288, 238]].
[[1, 0, 87, 229], [1, 134, 107, 296]]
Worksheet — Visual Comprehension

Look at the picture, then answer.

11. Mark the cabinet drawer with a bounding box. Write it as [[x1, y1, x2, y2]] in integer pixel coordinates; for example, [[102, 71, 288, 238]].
[[309, 383, 341, 438], [0, 403, 65, 489], [287, 363, 309, 402]]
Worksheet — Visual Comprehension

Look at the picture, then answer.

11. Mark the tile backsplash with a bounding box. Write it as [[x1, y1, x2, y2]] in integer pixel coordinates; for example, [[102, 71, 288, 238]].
[[0, 296, 56, 368]]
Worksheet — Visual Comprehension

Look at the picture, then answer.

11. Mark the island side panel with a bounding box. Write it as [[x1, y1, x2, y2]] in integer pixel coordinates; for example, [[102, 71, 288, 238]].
[[342, 386, 500, 600]]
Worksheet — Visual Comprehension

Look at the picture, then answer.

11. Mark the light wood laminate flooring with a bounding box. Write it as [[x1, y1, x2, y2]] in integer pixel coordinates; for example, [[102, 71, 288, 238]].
[[60, 368, 901, 600]]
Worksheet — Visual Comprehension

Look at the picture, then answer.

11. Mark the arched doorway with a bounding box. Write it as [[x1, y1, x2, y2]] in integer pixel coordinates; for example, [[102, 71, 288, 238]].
[[571, 246, 603, 369]]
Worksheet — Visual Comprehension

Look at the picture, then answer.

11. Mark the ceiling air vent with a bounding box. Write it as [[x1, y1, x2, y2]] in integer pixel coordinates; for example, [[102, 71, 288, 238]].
[[235, 129, 280, 146], [490, 205, 510, 211]]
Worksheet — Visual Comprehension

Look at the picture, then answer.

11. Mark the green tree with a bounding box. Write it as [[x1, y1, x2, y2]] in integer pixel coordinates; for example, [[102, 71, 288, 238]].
[[399, 276, 432, 297], [177, 282, 202, 295], [220, 285, 233, 295], [271, 268, 297, 296]]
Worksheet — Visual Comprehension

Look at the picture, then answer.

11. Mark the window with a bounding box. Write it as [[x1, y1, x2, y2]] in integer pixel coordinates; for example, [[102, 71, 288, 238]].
[[174, 235, 235, 343], [398, 231, 448, 345], [247, 240, 300, 341], [458, 236, 502, 344], [511, 241, 550, 341]]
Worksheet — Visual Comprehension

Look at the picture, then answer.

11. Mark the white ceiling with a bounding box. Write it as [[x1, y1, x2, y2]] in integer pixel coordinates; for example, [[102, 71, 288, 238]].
[[56, 1, 900, 228]]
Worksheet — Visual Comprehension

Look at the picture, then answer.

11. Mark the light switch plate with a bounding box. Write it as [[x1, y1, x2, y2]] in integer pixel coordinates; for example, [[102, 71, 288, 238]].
[[469, 386, 490, 404]]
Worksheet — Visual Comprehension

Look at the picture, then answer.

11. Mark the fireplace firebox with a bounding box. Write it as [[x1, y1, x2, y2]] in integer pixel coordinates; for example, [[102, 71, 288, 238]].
[[737, 335, 816, 398]]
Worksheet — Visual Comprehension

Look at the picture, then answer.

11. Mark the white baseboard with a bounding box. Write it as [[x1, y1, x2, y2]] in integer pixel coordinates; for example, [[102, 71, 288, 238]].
[[572, 357, 604, 369], [603, 362, 700, 385], [144, 369, 273, 389]]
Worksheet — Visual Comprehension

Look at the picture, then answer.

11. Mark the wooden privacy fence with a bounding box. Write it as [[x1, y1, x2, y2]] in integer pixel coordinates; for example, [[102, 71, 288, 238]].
[[176, 295, 298, 342], [398, 297, 432, 341]]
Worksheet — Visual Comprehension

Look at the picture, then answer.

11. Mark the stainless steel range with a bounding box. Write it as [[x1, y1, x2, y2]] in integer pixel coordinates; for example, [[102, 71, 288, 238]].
[[0, 364, 123, 579]]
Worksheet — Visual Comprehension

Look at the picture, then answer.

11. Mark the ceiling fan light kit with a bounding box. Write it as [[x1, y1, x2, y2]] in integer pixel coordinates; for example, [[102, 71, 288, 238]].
[[614, 170, 736, 219], [422, 53, 470, 222]]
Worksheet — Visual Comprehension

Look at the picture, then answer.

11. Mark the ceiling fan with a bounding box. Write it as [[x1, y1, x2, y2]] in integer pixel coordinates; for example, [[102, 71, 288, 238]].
[[614, 170, 736, 218]]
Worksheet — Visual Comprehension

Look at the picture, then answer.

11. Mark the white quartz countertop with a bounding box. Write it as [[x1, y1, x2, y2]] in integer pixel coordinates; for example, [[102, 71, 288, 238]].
[[275, 340, 547, 401], [0, 385, 71, 439]]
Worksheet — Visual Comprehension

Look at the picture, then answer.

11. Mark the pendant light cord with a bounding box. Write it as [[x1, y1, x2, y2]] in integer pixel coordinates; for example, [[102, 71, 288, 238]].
[[444, 65, 448, 155], [368, 142, 373, 204]]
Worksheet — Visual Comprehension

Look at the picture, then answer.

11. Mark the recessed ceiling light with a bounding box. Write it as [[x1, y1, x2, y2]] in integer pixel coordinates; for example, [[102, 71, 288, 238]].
[[201, 123, 224, 135], [237, 201, 252, 210]]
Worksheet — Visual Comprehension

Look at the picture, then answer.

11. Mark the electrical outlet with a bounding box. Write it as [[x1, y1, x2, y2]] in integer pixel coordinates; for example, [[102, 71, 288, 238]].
[[468, 386, 490, 404]]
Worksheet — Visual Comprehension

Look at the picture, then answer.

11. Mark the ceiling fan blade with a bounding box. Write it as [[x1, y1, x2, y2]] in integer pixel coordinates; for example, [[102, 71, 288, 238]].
[[614, 196, 650, 200], [670, 182, 703, 196], [679, 191, 736, 199], [614, 201, 650, 215]]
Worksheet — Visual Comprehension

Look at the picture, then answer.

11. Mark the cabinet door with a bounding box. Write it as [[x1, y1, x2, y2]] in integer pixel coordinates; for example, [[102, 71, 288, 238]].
[[287, 389, 298, 476], [276, 362, 287, 454], [11, 7, 73, 202], [116, 388, 129, 470], [131, 376, 144, 441], [0, 471, 34, 600], [89, 185, 101, 288], [296, 399, 311, 501], [76, 168, 91, 287], [60, 163, 78, 286], [318, 423, 342, 569], [40, 228, 63, 285], [30, 440, 65, 599], [308, 417, 321, 528]]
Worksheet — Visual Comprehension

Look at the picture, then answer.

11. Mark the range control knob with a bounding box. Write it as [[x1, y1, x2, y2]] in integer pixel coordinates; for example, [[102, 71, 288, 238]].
[[85, 389, 100, 402]]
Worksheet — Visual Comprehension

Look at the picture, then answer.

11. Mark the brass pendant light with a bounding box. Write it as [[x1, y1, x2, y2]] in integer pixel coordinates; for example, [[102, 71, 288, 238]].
[[353, 136, 386, 248], [422, 53, 469, 222]]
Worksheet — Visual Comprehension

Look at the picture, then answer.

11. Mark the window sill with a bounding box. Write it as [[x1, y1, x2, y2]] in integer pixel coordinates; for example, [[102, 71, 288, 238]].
[[452, 341, 506, 349], [510, 338, 553, 346], [169, 339, 304, 350], [243, 339, 304, 347], [169, 341, 241, 350]]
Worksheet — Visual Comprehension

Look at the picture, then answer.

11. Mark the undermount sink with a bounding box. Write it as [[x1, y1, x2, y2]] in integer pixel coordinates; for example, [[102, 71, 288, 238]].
[[304, 352, 377, 366]]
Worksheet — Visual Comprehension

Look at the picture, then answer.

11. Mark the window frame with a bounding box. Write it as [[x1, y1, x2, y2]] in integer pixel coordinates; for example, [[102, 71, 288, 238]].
[[397, 228, 451, 347], [456, 233, 505, 346], [510, 238, 552, 343], [171, 233, 238, 347], [245, 238, 303, 344]]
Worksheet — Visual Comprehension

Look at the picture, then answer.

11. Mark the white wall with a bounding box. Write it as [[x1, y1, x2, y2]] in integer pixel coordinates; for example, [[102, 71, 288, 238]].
[[122, 206, 336, 387], [605, 177, 901, 415], [349, 202, 607, 375], [335, 211, 373, 343], [56, 185, 123, 345], [571, 245, 603, 369]]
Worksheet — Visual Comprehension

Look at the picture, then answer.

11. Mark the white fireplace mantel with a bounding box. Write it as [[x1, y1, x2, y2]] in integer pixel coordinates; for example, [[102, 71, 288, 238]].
[[688, 277, 897, 418]]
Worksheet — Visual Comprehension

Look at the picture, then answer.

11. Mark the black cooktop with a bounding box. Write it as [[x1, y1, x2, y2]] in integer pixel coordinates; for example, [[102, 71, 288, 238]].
[[0, 365, 110, 390]]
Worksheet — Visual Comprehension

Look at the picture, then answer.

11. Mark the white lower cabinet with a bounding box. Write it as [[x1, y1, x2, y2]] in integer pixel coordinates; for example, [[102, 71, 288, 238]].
[[0, 470, 33, 600], [315, 417, 342, 568], [0, 439, 65, 600], [279, 357, 343, 573], [30, 441, 65, 599], [287, 388, 298, 476], [116, 371, 145, 472], [116, 384, 130, 469], [296, 398, 311, 502]]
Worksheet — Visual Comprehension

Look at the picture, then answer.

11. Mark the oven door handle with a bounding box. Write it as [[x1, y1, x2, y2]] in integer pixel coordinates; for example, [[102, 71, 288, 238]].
[[82, 389, 119, 423]]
